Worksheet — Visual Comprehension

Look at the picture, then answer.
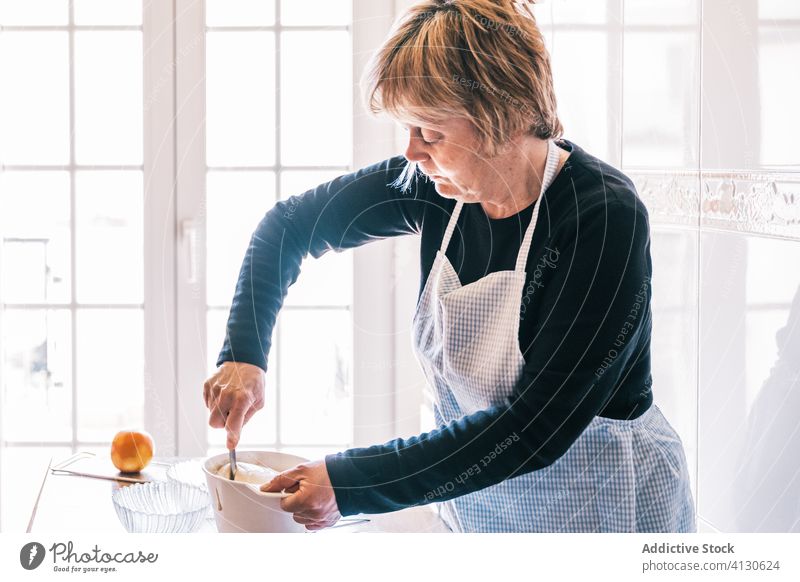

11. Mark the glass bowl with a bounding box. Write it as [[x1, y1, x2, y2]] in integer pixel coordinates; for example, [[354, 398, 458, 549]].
[[112, 481, 211, 533], [166, 460, 214, 519], [166, 460, 208, 491]]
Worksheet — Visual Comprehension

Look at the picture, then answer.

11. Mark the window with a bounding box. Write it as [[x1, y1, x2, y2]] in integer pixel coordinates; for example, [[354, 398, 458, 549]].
[[0, 0, 145, 531], [0, 0, 384, 532], [203, 0, 354, 459]]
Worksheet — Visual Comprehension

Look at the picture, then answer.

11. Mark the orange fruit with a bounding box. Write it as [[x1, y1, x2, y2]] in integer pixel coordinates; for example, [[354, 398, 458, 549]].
[[110, 430, 154, 473]]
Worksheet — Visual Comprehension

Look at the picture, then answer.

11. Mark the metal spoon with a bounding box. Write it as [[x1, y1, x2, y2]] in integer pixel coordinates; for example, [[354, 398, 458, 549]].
[[228, 449, 237, 481]]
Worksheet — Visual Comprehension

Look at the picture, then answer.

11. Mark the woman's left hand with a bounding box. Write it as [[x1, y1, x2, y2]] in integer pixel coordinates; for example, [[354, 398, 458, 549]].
[[261, 459, 342, 530]]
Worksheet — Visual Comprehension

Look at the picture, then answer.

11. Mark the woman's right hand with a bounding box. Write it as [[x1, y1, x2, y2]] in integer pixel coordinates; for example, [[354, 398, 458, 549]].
[[204, 361, 265, 450]]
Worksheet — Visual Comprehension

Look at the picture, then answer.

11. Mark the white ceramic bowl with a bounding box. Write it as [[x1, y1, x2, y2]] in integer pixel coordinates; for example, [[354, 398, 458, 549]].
[[203, 450, 308, 533]]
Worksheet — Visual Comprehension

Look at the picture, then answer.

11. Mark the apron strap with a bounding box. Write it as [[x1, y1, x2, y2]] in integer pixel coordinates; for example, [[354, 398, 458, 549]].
[[515, 139, 562, 273], [438, 200, 464, 255]]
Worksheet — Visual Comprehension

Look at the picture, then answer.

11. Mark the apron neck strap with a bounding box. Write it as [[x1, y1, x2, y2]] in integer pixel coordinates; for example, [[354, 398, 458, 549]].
[[514, 139, 561, 273], [438, 200, 464, 255]]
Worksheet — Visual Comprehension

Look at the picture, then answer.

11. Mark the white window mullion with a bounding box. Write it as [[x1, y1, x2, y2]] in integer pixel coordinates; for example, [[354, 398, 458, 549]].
[[68, 0, 78, 453], [351, 0, 404, 446], [143, 0, 179, 456], [174, 0, 208, 457], [274, 0, 282, 450]]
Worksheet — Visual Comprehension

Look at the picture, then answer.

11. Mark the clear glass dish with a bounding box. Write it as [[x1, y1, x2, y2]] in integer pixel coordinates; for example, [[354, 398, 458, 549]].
[[112, 481, 210, 533], [166, 460, 208, 491], [166, 460, 214, 520]]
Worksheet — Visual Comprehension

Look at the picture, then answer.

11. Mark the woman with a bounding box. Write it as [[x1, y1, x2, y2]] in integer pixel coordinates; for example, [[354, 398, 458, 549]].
[[203, 0, 695, 533]]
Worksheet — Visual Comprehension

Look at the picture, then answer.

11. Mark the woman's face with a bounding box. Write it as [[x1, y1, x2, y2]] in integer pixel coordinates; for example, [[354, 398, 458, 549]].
[[400, 117, 502, 204]]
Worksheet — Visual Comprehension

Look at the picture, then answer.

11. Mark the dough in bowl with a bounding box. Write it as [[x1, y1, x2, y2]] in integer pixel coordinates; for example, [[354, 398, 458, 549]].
[[214, 461, 280, 485]]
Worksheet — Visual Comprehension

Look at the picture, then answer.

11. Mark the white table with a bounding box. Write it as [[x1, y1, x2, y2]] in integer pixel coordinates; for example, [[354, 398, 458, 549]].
[[28, 456, 450, 534]]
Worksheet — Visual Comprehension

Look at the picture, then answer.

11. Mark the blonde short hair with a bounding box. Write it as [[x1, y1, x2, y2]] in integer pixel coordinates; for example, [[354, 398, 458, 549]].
[[363, 0, 562, 166]]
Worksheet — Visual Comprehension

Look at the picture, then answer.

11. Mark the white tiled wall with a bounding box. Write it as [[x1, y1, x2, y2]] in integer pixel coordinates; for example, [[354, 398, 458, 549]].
[[537, 0, 799, 532]]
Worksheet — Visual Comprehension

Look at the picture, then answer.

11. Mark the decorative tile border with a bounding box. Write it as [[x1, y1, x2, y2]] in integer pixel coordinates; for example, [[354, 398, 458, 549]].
[[627, 170, 800, 240], [628, 171, 700, 227], [701, 172, 800, 239]]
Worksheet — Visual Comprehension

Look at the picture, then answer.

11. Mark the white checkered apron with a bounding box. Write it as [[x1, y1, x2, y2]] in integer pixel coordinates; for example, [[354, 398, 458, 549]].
[[411, 140, 696, 532]]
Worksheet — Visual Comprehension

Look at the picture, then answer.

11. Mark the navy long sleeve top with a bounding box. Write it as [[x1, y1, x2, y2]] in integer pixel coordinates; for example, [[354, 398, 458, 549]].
[[216, 139, 655, 516]]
